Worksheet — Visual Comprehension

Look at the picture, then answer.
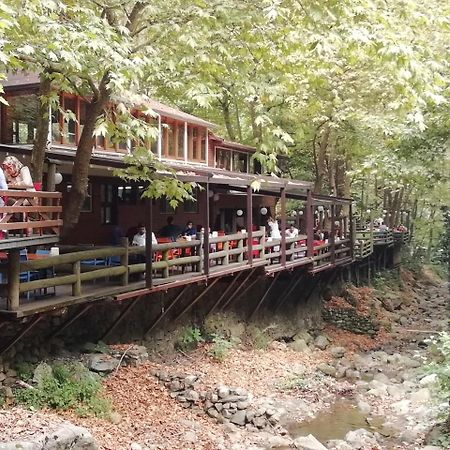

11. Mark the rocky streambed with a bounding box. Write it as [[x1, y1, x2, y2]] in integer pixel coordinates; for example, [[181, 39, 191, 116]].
[[0, 269, 448, 450]]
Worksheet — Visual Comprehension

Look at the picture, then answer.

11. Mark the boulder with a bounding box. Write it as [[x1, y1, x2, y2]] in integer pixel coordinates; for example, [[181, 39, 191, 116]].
[[42, 423, 98, 449], [87, 355, 119, 374], [32, 362, 53, 387], [230, 410, 247, 426], [289, 338, 310, 353], [329, 347, 346, 358], [267, 436, 292, 448], [314, 335, 329, 350], [410, 388, 431, 404], [294, 434, 327, 450], [0, 443, 37, 449], [317, 363, 336, 377], [419, 374, 438, 386], [345, 428, 378, 448]]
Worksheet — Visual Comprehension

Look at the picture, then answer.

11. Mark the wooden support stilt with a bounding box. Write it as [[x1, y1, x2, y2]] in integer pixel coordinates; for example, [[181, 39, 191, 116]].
[[249, 271, 281, 320], [223, 275, 262, 311], [274, 272, 306, 313], [49, 304, 93, 339], [355, 266, 360, 286], [144, 285, 190, 338], [101, 296, 143, 342], [173, 278, 220, 322], [303, 274, 322, 304], [206, 271, 244, 317], [220, 269, 256, 311], [220, 268, 256, 311], [0, 315, 43, 356]]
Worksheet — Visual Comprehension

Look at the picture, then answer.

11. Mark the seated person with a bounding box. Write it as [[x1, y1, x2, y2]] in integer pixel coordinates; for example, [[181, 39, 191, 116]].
[[158, 216, 182, 241], [397, 224, 408, 232], [132, 224, 157, 246], [182, 221, 197, 237], [1, 156, 35, 191], [379, 223, 388, 231], [285, 224, 299, 238]]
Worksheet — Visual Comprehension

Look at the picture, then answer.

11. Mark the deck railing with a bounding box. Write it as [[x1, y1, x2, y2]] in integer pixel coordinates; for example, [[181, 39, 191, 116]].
[[0, 189, 62, 237], [354, 230, 374, 259], [393, 231, 409, 244], [373, 230, 394, 246], [2, 226, 357, 311]]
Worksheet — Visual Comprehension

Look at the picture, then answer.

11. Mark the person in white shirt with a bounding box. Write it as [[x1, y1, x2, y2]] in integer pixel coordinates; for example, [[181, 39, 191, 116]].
[[0, 167, 7, 207], [285, 224, 299, 238], [132, 224, 157, 246]]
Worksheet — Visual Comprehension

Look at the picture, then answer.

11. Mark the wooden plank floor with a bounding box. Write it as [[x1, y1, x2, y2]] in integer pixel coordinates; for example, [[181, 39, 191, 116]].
[[0, 260, 268, 318]]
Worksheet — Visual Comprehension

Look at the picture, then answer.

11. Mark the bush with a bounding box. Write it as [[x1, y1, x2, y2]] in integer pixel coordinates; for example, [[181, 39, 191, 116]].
[[208, 334, 237, 362], [14, 362, 111, 418], [176, 326, 204, 352]]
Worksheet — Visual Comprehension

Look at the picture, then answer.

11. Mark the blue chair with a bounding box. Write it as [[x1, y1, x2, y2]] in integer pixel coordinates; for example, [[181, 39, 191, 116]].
[[36, 249, 56, 296], [107, 255, 121, 266], [19, 249, 40, 300]]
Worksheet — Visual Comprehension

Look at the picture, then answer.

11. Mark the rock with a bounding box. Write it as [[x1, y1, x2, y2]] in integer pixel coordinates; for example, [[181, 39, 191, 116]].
[[184, 389, 199, 402], [215, 403, 223, 412], [386, 385, 404, 399], [237, 401, 249, 410], [230, 410, 247, 426], [184, 375, 198, 386], [207, 408, 220, 419], [87, 355, 119, 374], [0, 442, 37, 449], [294, 434, 327, 449], [326, 440, 353, 450], [400, 356, 421, 369], [420, 446, 443, 450], [357, 400, 371, 415], [33, 362, 53, 387], [419, 374, 438, 386], [314, 335, 329, 350], [289, 338, 310, 353], [42, 423, 98, 449], [130, 443, 142, 450], [252, 416, 266, 428], [410, 388, 431, 404], [317, 363, 336, 377], [295, 331, 313, 345], [246, 410, 255, 422], [0, 372, 6, 382], [169, 380, 184, 392], [373, 372, 390, 384], [109, 412, 122, 424], [399, 316, 408, 326], [329, 347, 346, 358], [5, 369, 16, 378], [267, 436, 292, 448], [217, 385, 230, 398], [182, 431, 198, 444], [345, 429, 378, 448], [391, 399, 411, 415]]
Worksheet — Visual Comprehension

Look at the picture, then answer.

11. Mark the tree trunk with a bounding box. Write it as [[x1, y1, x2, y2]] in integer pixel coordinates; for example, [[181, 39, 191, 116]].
[[314, 123, 330, 193], [31, 73, 52, 183], [62, 75, 110, 233], [221, 90, 235, 141], [234, 99, 243, 142]]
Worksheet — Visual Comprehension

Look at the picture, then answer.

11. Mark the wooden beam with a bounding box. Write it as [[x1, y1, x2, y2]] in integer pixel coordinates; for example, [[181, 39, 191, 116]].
[[206, 271, 244, 317], [306, 190, 314, 258], [246, 185, 253, 266], [220, 268, 256, 310], [173, 278, 219, 321], [145, 197, 153, 288], [280, 187, 286, 267], [203, 181, 210, 277], [101, 296, 142, 341], [46, 162, 57, 192], [7, 249, 20, 311], [0, 315, 43, 356], [49, 304, 93, 339], [144, 286, 190, 337], [249, 271, 281, 320], [330, 204, 336, 264]]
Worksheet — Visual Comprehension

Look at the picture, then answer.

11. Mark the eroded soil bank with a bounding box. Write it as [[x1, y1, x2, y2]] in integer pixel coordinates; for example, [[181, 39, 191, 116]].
[[0, 268, 448, 450]]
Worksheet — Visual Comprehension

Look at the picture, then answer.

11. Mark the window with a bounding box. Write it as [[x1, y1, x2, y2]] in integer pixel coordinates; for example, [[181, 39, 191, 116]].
[[233, 152, 248, 173], [183, 188, 198, 213], [216, 148, 231, 170], [190, 126, 206, 162], [100, 184, 117, 224], [117, 185, 136, 204], [62, 96, 77, 144], [251, 157, 262, 174], [2, 93, 39, 144], [177, 123, 184, 159], [160, 196, 177, 214]]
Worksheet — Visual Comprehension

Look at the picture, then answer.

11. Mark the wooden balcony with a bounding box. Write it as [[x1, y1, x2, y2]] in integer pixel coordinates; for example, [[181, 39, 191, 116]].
[[393, 230, 409, 244], [354, 230, 374, 260], [373, 230, 394, 246], [0, 227, 355, 318], [0, 189, 62, 250]]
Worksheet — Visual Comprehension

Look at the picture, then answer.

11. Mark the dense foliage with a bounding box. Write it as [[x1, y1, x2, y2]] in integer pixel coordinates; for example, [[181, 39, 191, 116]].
[[0, 0, 447, 251]]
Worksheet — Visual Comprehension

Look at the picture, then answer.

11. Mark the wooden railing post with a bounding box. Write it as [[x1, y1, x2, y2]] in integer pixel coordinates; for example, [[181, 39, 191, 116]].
[[72, 261, 81, 296], [7, 249, 20, 311], [280, 187, 286, 267], [246, 185, 253, 266], [349, 202, 355, 261], [162, 249, 169, 278], [237, 236, 244, 263], [259, 226, 266, 259], [120, 237, 129, 286], [306, 190, 314, 258], [330, 204, 336, 264], [223, 240, 230, 265], [197, 232, 204, 274]]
